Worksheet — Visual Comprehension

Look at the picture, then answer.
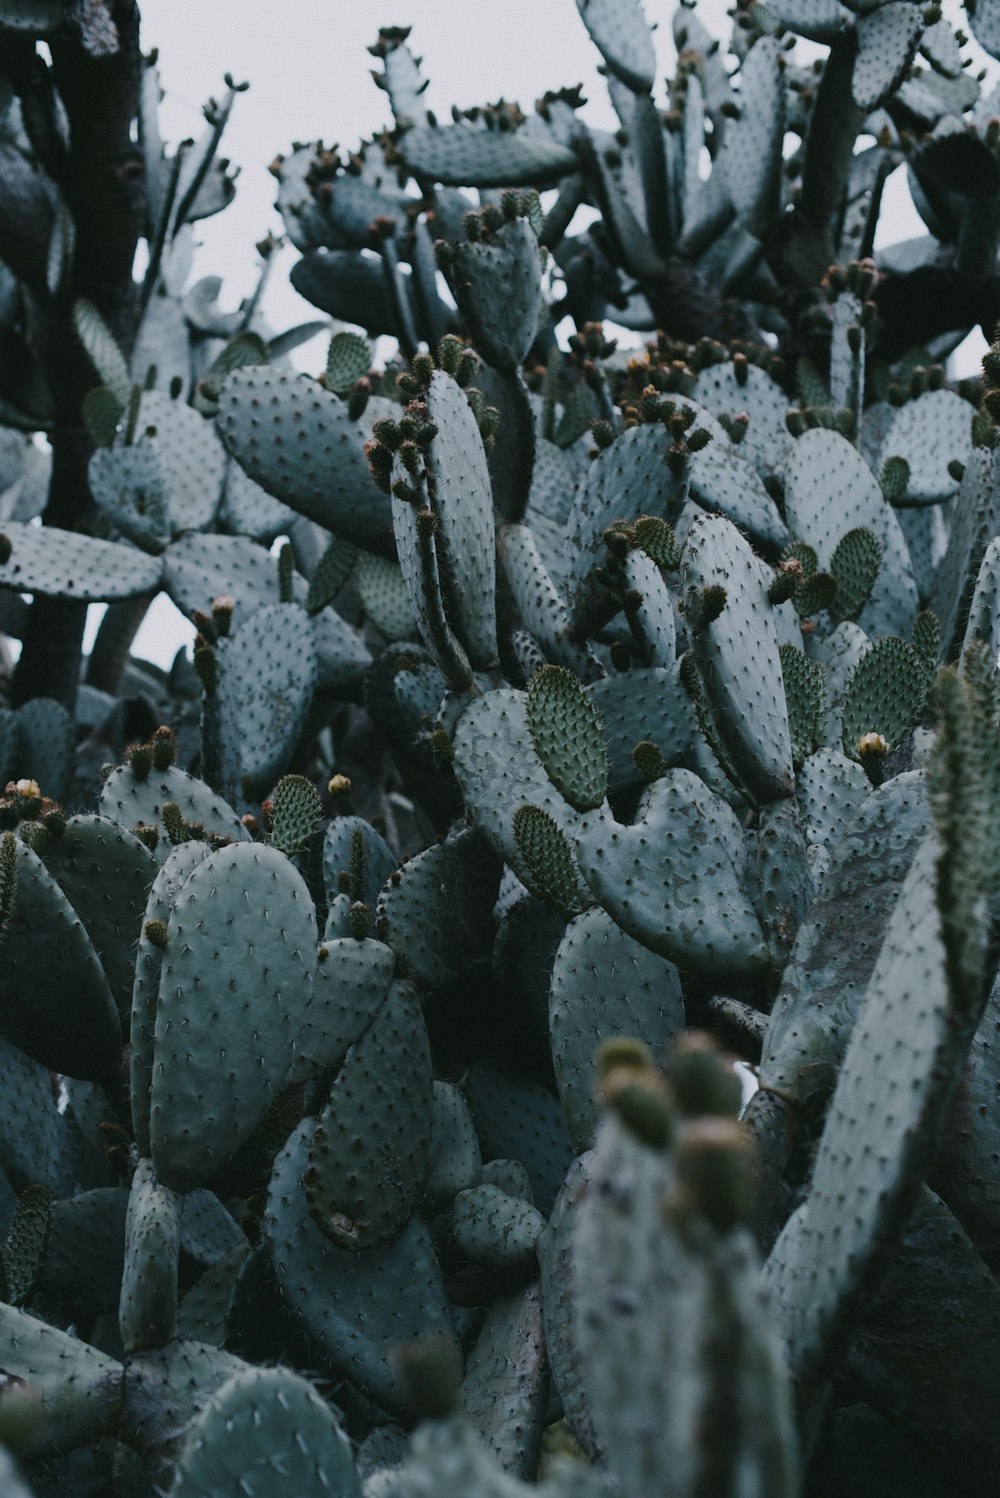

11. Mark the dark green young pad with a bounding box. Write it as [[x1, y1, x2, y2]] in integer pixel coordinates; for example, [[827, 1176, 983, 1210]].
[[377, 826, 501, 988], [527, 665, 608, 812]]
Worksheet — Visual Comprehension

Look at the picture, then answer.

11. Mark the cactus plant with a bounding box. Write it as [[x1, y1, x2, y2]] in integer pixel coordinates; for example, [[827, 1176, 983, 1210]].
[[6, 1, 1000, 1494]]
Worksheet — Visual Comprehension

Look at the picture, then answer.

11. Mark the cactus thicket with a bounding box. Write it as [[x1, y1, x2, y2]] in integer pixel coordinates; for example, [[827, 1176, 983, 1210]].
[[4, 0, 1000, 1493]]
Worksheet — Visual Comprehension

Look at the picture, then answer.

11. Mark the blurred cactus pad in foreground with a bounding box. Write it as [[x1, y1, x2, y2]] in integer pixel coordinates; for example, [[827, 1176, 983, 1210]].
[[7, 0, 1000, 1492]]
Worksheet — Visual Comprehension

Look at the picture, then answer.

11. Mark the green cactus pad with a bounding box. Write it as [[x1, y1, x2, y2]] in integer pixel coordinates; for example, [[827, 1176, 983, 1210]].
[[452, 688, 592, 894], [576, 768, 769, 978], [565, 424, 686, 631], [12, 695, 74, 803], [0, 1305, 123, 1456], [0, 1032, 78, 1196], [421, 369, 499, 669], [0, 839, 121, 1082], [214, 602, 317, 802], [0, 521, 163, 601], [720, 37, 785, 239], [452, 1182, 546, 1272], [497, 522, 599, 681], [88, 440, 171, 551], [99, 762, 249, 864], [878, 389, 973, 506], [400, 120, 578, 187], [782, 429, 918, 637], [425, 1080, 483, 1212], [526, 665, 608, 812], [445, 217, 542, 374], [761, 771, 931, 1110], [37, 815, 156, 1024], [150, 843, 318, 1190], [464, 1059, 575, 1217], [764, 833, 990, 1383], [852, 3, 926, 110], [687, 425, 788, 556], [550, 906, 684, 1151], [119, 1157, 181, 1354], [38, 1188, 128, 1321], [216, 366, 393, 556], [794, 747, 871, 852], [294, 936, 397, 1078], [264, 1116, 459, 1413], [305, 979, 433, 1250], [170, 1365, 361, 1498], [135, 388, 228, 534], [537, 1155, 601, 1460], [322, 817, 397, 909], [462, 1285, 548, 1479], [683, 513, 794, 804], [575, 0, 655, 92], [692, 358, 792, 480], [220, 459, 295, 543], [163, 531, 296, 628], [750, 799, 815, 967], [576, 1108, 798, 1498], [130, 843, 214, 1154], [120, 1340, 252, 1466], [932, 446, 1000, 660], [356, 552, 415, 640]]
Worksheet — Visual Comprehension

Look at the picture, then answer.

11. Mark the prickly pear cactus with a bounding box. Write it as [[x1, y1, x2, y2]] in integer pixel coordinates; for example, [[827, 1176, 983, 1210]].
[[6, 2, 1000, 1494]]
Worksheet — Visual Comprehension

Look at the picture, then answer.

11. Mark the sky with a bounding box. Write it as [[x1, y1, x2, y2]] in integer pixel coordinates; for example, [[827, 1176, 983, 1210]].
[[93, 0, 989, 667]]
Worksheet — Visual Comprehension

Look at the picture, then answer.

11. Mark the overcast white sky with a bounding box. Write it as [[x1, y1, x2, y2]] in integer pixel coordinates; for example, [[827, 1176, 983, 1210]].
[[113, 0, 988, 667]]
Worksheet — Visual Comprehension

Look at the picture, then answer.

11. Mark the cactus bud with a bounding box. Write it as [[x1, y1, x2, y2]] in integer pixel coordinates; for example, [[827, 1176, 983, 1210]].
[[857, 730, 890, 786], [347, 900, 371, 940], [126, 743, 153, 780], [132, 823, 160, 852], [144, 918, 169, 950], [0, 532, 10, 565], [212, 595, 235, 637], [150, 726, 176, 771], [672, 1117, 755, 1233], [598, 1039, 674, 1151], [768, 558, 803, 606], [193, 643, 217, 696], [665, 1031, 743, 1118], [631, 739, 669, 782]]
